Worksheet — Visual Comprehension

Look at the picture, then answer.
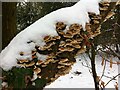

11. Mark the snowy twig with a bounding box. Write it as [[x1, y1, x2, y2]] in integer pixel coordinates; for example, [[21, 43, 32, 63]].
[[105, 73, 120, 87]]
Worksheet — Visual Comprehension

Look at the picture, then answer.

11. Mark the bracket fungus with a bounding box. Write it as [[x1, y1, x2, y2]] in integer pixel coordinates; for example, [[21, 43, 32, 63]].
[[1, 0, 117, 89]]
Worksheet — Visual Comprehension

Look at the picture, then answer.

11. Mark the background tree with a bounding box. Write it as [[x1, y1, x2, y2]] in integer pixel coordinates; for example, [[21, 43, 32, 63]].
[[95, 3, 120, 60], [17, 2, 75, 31], [2, 2, 17, 49]]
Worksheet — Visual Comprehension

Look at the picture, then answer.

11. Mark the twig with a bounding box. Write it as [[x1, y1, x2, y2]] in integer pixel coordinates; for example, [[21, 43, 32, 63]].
[[116, 23, 120, 27], [99, 58, 107, 82], [103, 75, 116, 80], [81, 62, 91, 69], [105, 45, 120, 59], [82, 54, 92, 74], [86, 52, 92, 61], [105, 73, 120, 87], [98, 50, 120, 65], [83, 54, 91, 68]]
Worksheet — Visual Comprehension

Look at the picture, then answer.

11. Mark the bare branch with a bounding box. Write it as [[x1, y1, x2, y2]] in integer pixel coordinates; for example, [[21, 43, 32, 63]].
[[98, 48, 120, 64], [105, 45, 120, 58], [81, 62, 92, 69], [99, 58, 107, 82], [80, 54, 92, 74], [105, 73, 120, 86], [103, 75, 116, 80]]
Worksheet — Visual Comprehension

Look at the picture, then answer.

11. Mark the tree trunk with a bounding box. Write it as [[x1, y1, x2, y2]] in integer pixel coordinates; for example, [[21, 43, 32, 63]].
[[91, 44, 99, 90], [2, 2, 17, 49]]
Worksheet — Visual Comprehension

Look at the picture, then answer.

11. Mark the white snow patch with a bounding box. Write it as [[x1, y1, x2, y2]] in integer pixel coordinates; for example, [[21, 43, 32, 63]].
[[36, 53, 48, 60], [31, 73, 38, 81], [45, 54, 118, 88], [0, 0, 101, 71], [1, 82, 8, 88]]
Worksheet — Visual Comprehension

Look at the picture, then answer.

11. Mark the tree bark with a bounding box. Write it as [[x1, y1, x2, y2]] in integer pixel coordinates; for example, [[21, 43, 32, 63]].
[[2, 2, 17, 49], [91, 44, 99, 90]]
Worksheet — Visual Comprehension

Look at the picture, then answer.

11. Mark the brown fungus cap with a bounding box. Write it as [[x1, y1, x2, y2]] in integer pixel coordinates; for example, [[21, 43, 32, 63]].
[[56, 22, 66, 30], [59, 58, 69, 63], [44, 58, 55, 65], [100, 7, 108, 11], [99, 2, 110, 7], [69, 24, 82, 31], [26, 61, 35, 67], [58, 46, 74, 52], [18, 59, 29, 64], [58, 62, 73, 66], [44, 35, 52, 43], [33, 67, 41, 74], [36, 60, 43, 65]]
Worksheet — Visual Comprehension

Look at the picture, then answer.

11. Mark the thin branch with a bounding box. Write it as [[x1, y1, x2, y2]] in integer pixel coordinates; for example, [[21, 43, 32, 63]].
[[81, 62, 92, 69], [98, 49, 120, 64], [103, 75, 116, 80], [99, 58, 107, 82], [116, 23, 120, 27], [86, 52, 92, 62], [105, 73, 120, 86], [81, 54, 92, 74], [83, 54, 91, 68], [105, 45, 120, 59]]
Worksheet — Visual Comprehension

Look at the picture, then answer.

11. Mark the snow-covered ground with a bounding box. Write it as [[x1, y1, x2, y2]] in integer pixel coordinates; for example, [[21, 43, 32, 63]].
[[45, 54, 118, 88]]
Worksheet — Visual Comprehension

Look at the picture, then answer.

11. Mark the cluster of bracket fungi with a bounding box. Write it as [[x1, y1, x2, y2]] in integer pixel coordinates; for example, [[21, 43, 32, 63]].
[[15, 1, 113, 87]]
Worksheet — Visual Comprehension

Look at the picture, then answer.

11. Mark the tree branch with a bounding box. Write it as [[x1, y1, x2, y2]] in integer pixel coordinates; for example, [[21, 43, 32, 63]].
[[105, 73, 120, 86]]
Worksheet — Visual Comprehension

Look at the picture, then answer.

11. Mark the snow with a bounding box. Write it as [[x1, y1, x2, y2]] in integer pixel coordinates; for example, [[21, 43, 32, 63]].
[[0, 0, 101, 71], [45, 54, 118, 88], [1, 82, 8, 88]]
